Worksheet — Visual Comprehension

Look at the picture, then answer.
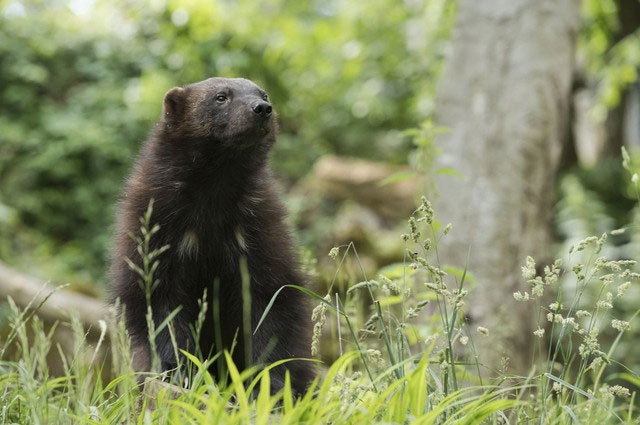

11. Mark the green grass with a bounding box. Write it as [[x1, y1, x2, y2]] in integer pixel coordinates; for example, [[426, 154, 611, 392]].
[[0, 301, 636, 424], [0, 152, 639, 424]]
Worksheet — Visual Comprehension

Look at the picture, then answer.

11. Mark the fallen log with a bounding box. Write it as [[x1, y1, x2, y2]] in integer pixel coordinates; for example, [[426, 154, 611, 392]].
[[0, 261, 106, 331]]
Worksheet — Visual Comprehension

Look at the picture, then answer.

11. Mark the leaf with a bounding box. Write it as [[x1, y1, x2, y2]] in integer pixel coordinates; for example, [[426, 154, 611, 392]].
[[255, 370, 271, 425], [457, 399, 517, 425], [246, 357, 320, 396], [224, 351, 249, 413], [435, 167, 463, 177], [621, 146, 631, 171], [562, 405, 580, 424], [544, 373, 623, 422], [254, 285, 340, 335], [378, 171, 417, 186], [154, 305, 183, 336], [169, 400, 207, 423], [179, 349, 205, 370], [282, 371, 294, 414], [377, 263, 417, 280], [377, 295, 405, 307], [617, 373, 640, 389], [409, 354, 430, 417]]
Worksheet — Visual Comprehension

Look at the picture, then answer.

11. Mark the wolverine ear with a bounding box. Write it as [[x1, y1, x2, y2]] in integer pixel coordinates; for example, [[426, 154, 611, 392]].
[[163, 87, 186, 120]]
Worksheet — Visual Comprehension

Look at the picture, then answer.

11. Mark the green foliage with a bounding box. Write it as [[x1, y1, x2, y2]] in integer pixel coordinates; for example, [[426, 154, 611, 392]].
[[555, 149, 640, 377], [580, 0, 640, 114], [0, 0, 454, 283]]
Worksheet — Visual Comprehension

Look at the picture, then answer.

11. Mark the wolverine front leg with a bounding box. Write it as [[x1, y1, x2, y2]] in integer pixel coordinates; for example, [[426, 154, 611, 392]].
[[152, 304, 196, 375], [252, 291, 314, 395]]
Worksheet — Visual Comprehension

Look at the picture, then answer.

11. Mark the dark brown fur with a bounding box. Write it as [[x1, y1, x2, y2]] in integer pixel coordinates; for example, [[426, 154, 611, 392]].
[[109, 77, 314, 394]]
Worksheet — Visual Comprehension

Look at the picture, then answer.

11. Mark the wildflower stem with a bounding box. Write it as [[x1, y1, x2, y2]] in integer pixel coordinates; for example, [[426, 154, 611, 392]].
[[338, 296, 378, 392], [349, 242, 400, 379], [592, 307, 640, 394]]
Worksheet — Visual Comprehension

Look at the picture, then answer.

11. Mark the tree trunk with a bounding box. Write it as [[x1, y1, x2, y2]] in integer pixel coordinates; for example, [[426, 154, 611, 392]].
[[433, 0, 581, 372]]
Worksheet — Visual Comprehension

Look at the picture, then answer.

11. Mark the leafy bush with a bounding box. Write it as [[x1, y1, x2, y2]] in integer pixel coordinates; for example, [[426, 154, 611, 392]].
[[0, 0, 454, 282]]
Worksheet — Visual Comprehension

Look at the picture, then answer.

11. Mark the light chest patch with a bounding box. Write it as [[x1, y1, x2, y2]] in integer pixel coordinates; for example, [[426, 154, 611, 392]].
[[178, 230, 199, 259], [235, 226, 248, 252]]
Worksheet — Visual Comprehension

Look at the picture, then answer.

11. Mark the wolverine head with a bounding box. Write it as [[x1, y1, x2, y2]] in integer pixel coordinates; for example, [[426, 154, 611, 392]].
[[162, 77, 277, 150]]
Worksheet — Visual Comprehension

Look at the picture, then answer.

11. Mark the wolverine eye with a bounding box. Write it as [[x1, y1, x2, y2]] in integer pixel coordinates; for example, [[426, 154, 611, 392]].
[[215, 94, 228, 103]]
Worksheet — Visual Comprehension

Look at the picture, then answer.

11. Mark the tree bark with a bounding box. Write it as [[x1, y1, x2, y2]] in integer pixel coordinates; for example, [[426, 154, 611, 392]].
[[433, 0, 581, 372]]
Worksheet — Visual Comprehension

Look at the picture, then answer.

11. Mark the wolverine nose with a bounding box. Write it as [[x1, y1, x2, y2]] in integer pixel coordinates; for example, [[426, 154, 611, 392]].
[[252, 101, 272, 118]]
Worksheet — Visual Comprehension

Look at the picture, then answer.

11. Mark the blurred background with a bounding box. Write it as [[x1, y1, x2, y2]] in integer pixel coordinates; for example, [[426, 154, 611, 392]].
[[0, 0, 639, 376]]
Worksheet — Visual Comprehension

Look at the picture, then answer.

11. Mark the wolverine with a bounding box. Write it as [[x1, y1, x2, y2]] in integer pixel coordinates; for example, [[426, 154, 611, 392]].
[[110, 77, 314, 394]]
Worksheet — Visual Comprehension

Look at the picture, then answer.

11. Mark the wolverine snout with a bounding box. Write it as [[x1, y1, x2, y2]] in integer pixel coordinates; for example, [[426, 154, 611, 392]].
[[251, 100, 272, 119]]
